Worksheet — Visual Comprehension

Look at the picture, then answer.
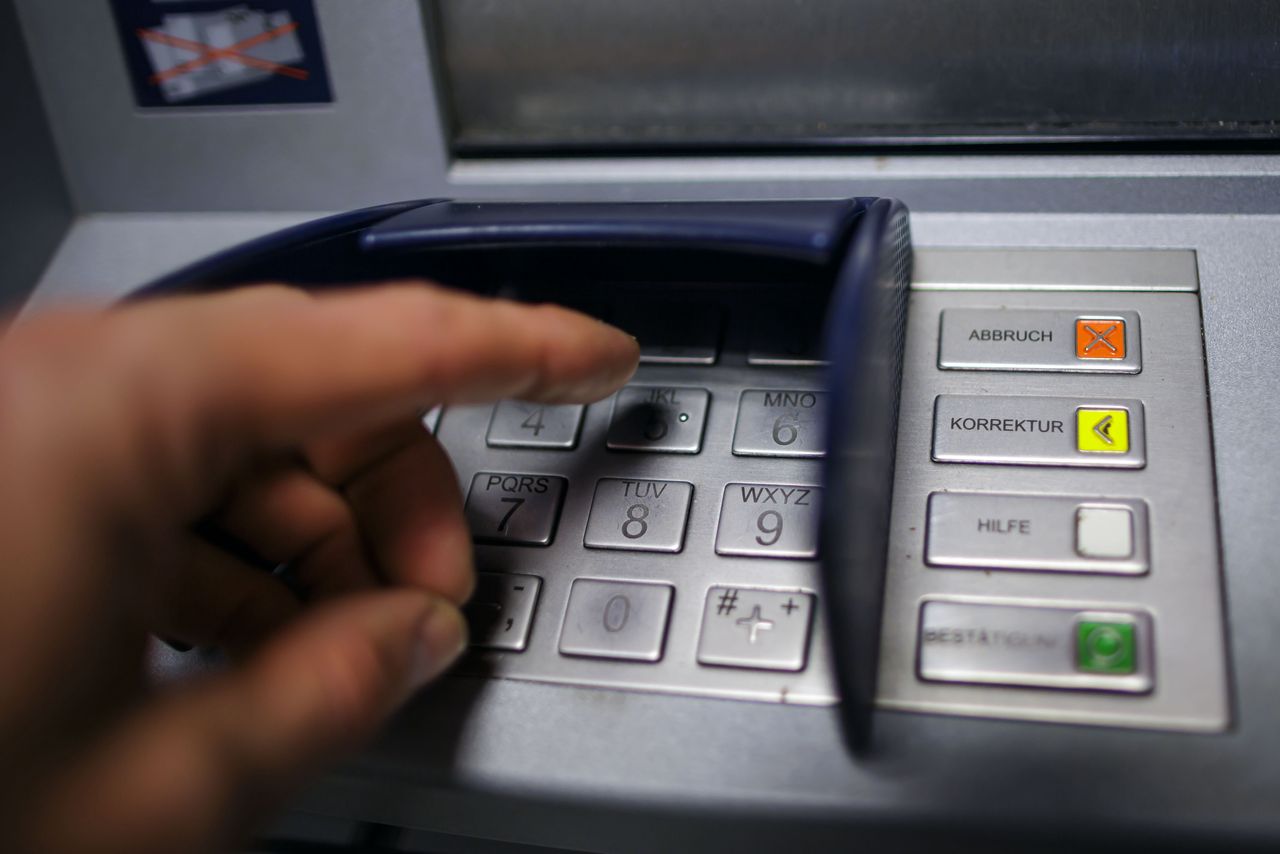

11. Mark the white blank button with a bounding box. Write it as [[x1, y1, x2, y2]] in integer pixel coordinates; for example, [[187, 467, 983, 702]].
[[1075, 506, 1134, 559]]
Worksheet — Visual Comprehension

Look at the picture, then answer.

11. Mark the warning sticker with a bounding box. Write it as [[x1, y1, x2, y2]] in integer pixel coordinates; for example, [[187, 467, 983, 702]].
[[109, 1, 332, 107]]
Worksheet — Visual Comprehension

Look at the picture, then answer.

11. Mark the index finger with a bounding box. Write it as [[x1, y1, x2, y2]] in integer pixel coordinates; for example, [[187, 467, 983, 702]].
[[81, 282, 638, 516], [141, 282, 636, 434]]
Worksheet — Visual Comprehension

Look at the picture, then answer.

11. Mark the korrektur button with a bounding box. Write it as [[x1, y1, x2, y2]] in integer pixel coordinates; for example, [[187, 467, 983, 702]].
[[933, 395, 1146, 468]]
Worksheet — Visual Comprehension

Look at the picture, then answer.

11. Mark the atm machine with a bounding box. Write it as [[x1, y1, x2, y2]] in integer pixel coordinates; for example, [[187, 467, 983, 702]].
[[4, 2, 1279, 851]]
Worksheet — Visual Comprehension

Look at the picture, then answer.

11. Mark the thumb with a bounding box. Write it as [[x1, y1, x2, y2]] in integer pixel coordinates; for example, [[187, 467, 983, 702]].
[[27, 590, 466, 854]]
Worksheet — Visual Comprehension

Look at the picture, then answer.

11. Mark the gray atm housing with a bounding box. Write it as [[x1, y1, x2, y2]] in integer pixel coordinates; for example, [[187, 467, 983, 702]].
[[5, 1, 1280, 851]]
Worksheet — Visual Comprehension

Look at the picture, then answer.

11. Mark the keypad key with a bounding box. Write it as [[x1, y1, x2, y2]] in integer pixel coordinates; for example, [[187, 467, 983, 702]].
[[747, 301, 829, 366], [715, 483, 822, 559], [622, 303, 722, 364], [583, 478, 693, 553], [731, 389, 827, 457], [422, 405, 443, 434], [606, 386, 709, 454], [558, 579, 674, 662], [697, 588, 814, 672], [466, 572, 541, 651], [487, 401, 585, 449], [464, 472, 567, 546]]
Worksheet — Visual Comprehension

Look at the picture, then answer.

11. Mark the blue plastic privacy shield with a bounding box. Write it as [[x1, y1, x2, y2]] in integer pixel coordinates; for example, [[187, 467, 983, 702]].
[[135, 198, 913, 752]]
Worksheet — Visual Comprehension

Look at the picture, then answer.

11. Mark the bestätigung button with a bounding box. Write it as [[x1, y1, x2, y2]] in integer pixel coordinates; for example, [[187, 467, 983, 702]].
[[918, 600, 1153, 693]]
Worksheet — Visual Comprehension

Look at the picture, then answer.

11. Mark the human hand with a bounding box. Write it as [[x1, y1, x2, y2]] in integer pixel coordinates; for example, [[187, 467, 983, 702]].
[[0, 282, 638, 853]]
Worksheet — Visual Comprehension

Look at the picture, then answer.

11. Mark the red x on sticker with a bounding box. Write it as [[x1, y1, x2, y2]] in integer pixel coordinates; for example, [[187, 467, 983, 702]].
[[137, 20, 309, 84]]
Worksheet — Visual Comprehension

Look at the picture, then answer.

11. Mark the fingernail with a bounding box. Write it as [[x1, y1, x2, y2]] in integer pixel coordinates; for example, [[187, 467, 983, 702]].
[[406, 599, 468, 693], [597, 317, 635, 339]]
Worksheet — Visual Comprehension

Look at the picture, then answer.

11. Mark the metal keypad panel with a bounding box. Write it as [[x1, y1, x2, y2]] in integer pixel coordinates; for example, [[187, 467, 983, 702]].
[[878, 252, 1229, 732], [440, 310, 833, 705]]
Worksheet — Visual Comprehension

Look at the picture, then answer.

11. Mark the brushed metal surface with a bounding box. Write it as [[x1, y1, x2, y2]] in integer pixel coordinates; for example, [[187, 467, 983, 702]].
[[914, 248, 1199, 291], [434, 0, 1280, 149], [442, 361, 835, 705], [879, 288, 1228, 731]]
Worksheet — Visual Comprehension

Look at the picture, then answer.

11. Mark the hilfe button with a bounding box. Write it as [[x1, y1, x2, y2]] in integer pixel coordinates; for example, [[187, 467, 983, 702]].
[[939, 309, 1140, 373], [926, 492, 1149, 575], [933, 395, 1146, 469]]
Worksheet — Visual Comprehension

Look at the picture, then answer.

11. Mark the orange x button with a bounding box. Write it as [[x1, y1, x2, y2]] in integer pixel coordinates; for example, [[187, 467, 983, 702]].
[[1076, 319, 1126, 360]]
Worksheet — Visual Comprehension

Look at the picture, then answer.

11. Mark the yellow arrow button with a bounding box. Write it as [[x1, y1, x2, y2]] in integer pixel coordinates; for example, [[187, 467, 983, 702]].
[[1077, 408, 1130, 453]]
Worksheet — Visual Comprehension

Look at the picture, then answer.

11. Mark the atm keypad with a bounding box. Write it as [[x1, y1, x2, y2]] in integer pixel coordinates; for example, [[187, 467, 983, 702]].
[[437, 318, 829, 705]]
